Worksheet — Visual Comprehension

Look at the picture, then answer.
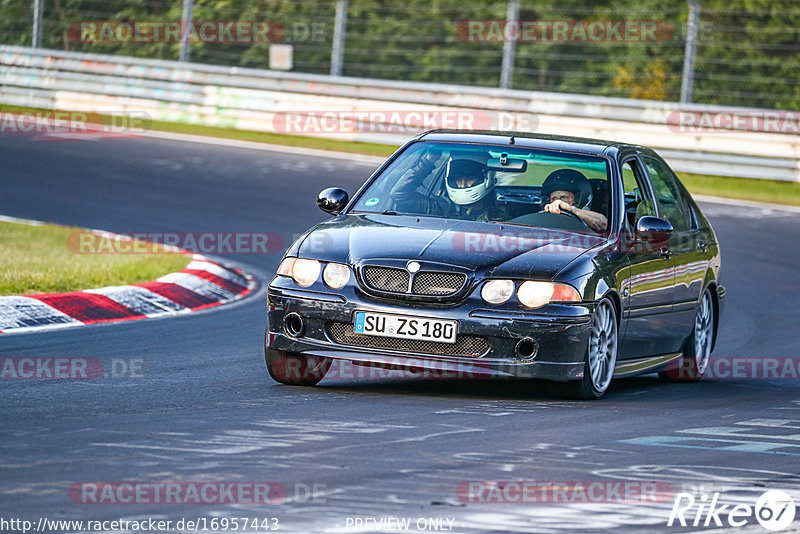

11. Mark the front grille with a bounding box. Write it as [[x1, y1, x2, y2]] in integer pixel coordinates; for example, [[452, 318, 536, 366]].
[[363, 266, 409, 293], [411, 272, 467, 295], [327, 322, 490, 358], [361, 265, 467, 298]]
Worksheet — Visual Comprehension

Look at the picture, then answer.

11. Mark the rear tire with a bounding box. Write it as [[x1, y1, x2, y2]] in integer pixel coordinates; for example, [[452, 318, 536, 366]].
[[659, 287, 714, 382], [265, 348, 331, 386], [557, 298, 618, 400]]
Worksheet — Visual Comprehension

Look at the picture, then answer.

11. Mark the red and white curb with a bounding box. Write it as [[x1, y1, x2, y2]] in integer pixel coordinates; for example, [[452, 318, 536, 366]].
[[0, 255, 255, 334], [0, 217, 256, 334]]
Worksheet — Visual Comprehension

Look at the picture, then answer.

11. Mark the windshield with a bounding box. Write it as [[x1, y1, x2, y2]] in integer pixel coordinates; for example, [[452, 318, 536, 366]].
[[351, 141, 612, 235]]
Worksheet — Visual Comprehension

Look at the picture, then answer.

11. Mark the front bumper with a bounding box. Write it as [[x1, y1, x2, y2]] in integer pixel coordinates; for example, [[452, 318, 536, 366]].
[[266, 276, 594, 381]]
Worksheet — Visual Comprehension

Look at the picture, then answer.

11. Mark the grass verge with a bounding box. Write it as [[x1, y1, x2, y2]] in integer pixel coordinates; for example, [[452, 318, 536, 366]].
[[676, 172, 800, 206], [0, 220, 190, 296], [3, 105, 800, 206]]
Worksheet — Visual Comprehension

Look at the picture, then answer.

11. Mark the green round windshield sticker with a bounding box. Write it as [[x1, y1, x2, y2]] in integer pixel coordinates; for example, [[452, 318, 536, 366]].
[[365, 197, 380, 206]]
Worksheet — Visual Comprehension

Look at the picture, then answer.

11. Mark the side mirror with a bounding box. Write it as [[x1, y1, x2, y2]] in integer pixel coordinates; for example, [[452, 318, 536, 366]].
[[636, 215, 673, 244], [317, 187, 349, 215]]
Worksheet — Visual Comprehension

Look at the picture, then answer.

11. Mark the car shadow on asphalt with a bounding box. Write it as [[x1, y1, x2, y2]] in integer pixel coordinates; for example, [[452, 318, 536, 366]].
[[289, 373, 799, 404], [306, 374, 670, 402]]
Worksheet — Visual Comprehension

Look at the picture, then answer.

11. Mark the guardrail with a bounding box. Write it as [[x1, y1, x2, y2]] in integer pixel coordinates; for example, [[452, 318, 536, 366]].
[[1, 45, 799, 181]]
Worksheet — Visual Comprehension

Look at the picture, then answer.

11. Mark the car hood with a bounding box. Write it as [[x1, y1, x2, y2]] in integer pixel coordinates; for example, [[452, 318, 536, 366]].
[[296, 214, 605, 279]]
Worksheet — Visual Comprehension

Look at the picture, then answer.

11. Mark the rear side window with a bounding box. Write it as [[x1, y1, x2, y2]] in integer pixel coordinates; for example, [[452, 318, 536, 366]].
[[642, 156, 694, 232]]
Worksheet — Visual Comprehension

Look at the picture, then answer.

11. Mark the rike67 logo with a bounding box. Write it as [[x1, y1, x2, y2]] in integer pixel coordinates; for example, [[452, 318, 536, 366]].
[[668, 489, 796, 531]]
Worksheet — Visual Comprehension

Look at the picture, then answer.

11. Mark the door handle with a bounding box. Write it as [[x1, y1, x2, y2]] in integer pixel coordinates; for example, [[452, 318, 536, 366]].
[[697, 241, 708, 253], [659, 247, 672, 260]]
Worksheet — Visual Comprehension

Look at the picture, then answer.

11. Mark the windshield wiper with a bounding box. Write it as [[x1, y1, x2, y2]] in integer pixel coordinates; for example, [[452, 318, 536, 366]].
[[380, 210, 399, 215]]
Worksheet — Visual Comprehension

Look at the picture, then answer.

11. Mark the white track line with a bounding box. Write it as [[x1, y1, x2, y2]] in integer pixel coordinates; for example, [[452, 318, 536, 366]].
[[141, 129, 385, 166]]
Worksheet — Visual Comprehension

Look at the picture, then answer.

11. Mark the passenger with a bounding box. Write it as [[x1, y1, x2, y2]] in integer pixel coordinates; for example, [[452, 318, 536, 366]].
[[541, 169, 608, 232]]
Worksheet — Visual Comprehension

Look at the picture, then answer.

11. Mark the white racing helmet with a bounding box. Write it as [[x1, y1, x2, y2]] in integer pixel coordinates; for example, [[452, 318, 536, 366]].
[[445, 159, 495, 206]]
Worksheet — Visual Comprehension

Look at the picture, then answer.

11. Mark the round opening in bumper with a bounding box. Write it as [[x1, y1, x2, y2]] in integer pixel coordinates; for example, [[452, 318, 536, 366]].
[[515, 338, 539, 361]]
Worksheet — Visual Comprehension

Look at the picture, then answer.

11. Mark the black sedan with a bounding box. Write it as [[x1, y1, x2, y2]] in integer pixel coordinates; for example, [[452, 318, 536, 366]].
[[265, 130, 725, 399]]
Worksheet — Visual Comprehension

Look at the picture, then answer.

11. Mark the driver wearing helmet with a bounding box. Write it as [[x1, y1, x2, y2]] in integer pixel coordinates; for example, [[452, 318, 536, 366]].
[[444, 159, 504, 222], [390, 154, 507, 222], [541, 169, 608, 232]]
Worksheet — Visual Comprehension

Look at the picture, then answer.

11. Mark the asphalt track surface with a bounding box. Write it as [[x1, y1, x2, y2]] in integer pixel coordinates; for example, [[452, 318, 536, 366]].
[[1, 133, 800, 533]]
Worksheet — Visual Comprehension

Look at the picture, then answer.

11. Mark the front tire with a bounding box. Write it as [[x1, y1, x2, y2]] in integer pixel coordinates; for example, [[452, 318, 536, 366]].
[[558, 298, 618, 400], [265, 348, 331, 386], [659, 287, 715, 382]]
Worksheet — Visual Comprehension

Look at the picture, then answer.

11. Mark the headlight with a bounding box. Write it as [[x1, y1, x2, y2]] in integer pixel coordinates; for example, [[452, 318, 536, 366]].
[[517, 281, 554, 309], [518, 281, 580, 308], [323, 262, 350, 289], [481, 279, 515, 304], [291, 258, 321, 287]]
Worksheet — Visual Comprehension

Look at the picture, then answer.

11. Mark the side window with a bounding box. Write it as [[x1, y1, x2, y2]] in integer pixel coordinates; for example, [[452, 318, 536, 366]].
[[622, 162, 638, 193], [642, 156, 693, 232], [621, 159, 655, 230]]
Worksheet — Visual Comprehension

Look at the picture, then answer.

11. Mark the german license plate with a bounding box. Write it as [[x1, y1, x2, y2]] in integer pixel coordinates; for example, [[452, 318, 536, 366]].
[[353, 311, 457, 344]]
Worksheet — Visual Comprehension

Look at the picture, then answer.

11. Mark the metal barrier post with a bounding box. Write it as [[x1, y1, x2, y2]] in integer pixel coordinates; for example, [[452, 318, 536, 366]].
[[32, 0, 44, 48], [179, 0, 195, 62], [681, 0, 700, 104], [500, 0, 519, 89], [330, 0, 348, 76]]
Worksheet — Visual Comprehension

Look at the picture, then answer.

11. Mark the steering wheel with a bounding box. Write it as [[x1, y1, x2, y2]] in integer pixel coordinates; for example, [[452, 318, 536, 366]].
[[508, 208, 591, 232], [539, 205, 591, 228], [540, 207, 583, 221]]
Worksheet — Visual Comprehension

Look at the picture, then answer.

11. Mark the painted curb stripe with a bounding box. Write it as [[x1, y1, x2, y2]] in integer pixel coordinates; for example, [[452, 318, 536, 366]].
[[0, 296, 82, 331], [133, 281, 217, 310], [85, 286, 187, 317], [185, 259, 250, 287], [156, 272, 237, 302], [181, 269, 249, 295], [29, 293, 146, 324]]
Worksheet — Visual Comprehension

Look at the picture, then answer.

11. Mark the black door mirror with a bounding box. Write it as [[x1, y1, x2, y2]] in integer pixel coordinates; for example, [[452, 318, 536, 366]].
[[317, 187, 349, 215], [636, 215, 673, 245]]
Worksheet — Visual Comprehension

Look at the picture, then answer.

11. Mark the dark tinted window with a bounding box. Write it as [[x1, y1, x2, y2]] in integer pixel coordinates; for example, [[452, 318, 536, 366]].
[[621, 158, 655, 230], [642, 156, 693, 232]]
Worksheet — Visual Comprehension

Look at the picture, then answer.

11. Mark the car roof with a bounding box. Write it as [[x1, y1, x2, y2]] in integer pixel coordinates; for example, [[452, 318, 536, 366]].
[[418, 129, 647, 157]]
